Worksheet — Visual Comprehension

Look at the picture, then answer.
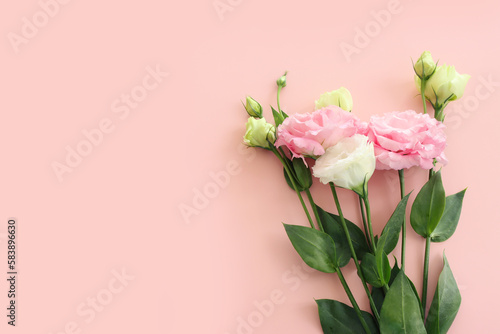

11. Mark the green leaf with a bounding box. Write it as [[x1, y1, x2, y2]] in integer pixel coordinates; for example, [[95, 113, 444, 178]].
[[316, 206, 351, 268], [317, 207, 370, 261], [410, 170, 446, 238], [360, 253, 385, 288], [373, 260, 423, 319], [372, 260, 400, 315], [431, 189, 466, 242], [375, 232, 391, 286], [283, 224, 337, 273], [381, 194, 411, 254], [380, 271, 426, 334], [283, 166, 306, 192], [272, 106, 285, 128], [292, 158, 312, 189], [426, 254, 461, 334], [317, 299, 379, 334]]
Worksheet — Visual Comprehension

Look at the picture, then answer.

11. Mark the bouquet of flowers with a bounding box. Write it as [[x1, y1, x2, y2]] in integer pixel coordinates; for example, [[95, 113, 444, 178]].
[[240, 51, 470, 334]]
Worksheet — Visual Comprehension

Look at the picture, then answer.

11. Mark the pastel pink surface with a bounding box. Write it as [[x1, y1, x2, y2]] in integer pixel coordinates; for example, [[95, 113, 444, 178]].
[[1, 0, 499, 333]]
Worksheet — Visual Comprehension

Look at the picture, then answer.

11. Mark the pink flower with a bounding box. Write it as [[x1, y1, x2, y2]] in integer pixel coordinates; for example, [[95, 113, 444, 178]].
[[275, 106, 366, 160], [365, 110, 447, 170]]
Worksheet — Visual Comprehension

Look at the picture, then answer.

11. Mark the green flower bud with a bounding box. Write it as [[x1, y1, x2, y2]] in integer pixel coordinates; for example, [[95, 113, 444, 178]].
[[414, 51, 436, 80], [276, 71, 288, 88], [244, 96, 263, 118], [315, 87, 353, 112], [415, 64, 470, 108], [243, 117, 275, 149]]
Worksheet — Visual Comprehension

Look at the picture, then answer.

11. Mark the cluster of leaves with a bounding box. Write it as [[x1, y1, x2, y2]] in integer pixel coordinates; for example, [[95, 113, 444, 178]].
[[284, 171, 464, 333]]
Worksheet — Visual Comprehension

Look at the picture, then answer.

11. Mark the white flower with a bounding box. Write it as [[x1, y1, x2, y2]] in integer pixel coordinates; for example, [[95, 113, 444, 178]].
[[312, 134, 375, 195], [315, 87, 353, 112]]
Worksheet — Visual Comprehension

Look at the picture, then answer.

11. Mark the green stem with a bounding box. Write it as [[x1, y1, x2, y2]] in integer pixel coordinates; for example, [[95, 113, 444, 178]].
[[330, 183, 380, 324], [272, 149, 315, 229], [420, 78, 428, 114], [398, 169, 406, 271], [433, 105, 445, 122], [305, 189, 324, 232], [336, 268, 373, 334], [362, 195, 377, 253], [277, 86, 282, 113], [358, 196, 372, 252], [422, 237, 431, 317], [428, 159, 436, 180]]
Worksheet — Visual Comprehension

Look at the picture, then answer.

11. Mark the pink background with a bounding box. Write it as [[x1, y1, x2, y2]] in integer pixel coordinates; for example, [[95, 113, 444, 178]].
[[1, 0, 499, 333]]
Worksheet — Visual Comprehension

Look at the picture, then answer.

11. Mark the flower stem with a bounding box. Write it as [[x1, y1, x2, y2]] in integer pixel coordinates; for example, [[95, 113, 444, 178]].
[[272, 149, 315, 229], [428, 160, 436, 180], [362, 194, 377, 253], [420, 79, 428, 114], [433, 105, 445, 122], [336, 268, 373, 334], [305, 189, 324, 232], [358, 195, 372, 251], [277, 86, 282, 113], [422, 237, 431, 318], [398, 169, 406, 271], [330, 183, 380, 323]]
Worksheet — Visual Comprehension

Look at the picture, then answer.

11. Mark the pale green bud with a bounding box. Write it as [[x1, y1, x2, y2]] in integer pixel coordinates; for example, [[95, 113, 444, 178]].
[[416, 64, 470, 107], [414, 51, 436, 80], [243, 117, 275, 149], [244, 96, 263, 118], [276, 72, 288, 88], [315, 87, 353, 112]]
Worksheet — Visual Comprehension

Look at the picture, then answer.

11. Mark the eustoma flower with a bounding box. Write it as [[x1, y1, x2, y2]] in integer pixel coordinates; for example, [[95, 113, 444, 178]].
[[312, 134, 375, 195], [314, 87, 353, 111], [243, 117, 275, 149], [366, 110, 447, 170], [415, 64, 470, 108], [413, 51, 436, 80], [275, 106, 366, 160]]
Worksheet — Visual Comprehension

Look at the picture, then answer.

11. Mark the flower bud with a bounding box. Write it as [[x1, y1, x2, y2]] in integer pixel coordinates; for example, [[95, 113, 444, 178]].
[[315, 87, 353, 112], [244, 96, 263, 118], [415, 64, 470, 107], [312, 134, 375, 196], [243, 117, 276, 149], [414, 51, 436, 80], [276, 72, 288, 88]]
